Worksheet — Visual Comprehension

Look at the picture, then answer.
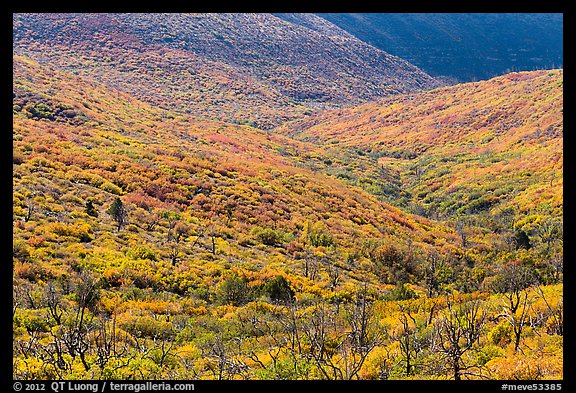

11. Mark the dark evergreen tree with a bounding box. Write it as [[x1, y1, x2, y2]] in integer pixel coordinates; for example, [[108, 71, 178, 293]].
[[218, 275, 251, 306], [85, 200, 98, 217], [513, 228, 532, 250], [107, 197, 128, 231], [261, 275, 295, 303]]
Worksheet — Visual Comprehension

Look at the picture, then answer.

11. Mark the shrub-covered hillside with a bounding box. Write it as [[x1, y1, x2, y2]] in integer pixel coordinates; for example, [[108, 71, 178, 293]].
[[281, 70, 563, 222], [13, 13, 442, 129], [12, 53, 562, 380]]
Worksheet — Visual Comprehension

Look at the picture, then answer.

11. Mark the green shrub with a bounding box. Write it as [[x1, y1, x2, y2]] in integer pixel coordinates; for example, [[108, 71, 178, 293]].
[[308, 231, 334, 247], [218, 275, 252, 306], [260, 275, 295, 303], [251, 226, 282, 246], [382, 283, 417, 301], [476, 344, 504, 365], [488, 321, 512, 347]]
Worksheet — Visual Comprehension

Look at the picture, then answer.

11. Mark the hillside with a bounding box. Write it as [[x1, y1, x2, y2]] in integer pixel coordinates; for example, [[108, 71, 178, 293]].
[[280, 70, 563, 224], [12, 13, 441, 129], [12, 55, 563, 381], [315, 13, 563, 83]]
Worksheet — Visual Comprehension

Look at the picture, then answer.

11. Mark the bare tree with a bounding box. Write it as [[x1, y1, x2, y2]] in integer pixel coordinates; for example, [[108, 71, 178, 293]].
[[491, 263, 537, 353], [534, 218, 562, 255], [435, 298, 487, 380], [65, 272, 101, 371], [146, 335, 178, 369], [455, 217, 468, 248], [534, 286, 563, 336], [397, 313, 422, 376], [173, 221, 190, 244], [162, 210, 181, 243], [421, 251, 452, 298], [491, 263, 537, 314], [502, 288, 533, 353], [24, 196, 35, 222], [391, 301, 427, 377], [168, 241, 181, 266], [302, 248, 319, 281], [338, 283, 384, 379], [323, 258, 341, 291], [42, 272, 101, 372], [549, 254, 563, 284], [143, 208, 161, 232], [43, 281, 64, 325], [199, 335, 249, 380], [292, 286, 383, 380], [93, 313, 136, 373]]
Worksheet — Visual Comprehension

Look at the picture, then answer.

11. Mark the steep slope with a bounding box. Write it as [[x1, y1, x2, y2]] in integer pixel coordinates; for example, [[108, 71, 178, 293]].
[[280, 70, 563, 222], [13, 13, 442, 129], [316, 13, 563, 83]]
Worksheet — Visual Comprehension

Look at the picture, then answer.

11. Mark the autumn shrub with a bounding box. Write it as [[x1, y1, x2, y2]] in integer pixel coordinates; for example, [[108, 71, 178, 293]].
[[118, 313, 173, 339], [160, 273, 202, 296], [45, 222, 93, 242], [102, 267, 126, 288], [486, 354, 562, 380], [61, 193, 85, 206], [26, 235, 46, 248], [359, 344, 400, 380], [286, 241, 304, 254], [101, 181, 123, 195], [127, 245, 158, 261], [125, 269, 158, 290], [14, 262, 51, 283], [13, 239, 32, 262], [13, 151, 25, 164], [65, 170, 105, 187], [237, 235, 256, 247], [488, 321, 512, 347]]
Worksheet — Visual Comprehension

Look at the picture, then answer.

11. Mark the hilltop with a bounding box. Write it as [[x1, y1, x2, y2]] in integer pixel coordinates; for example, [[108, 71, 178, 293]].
[[13, 13, 441, 129]]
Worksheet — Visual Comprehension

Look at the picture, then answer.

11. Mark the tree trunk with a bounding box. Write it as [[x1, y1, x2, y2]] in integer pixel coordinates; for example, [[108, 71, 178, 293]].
[[453, 362, 461, 381]]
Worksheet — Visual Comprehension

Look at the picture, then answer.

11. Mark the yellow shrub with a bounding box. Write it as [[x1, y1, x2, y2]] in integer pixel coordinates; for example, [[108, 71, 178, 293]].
[[358, 344, 399, 380], [486, 354, 562, 380]]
